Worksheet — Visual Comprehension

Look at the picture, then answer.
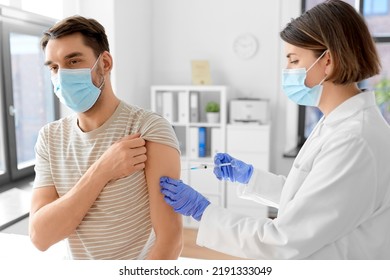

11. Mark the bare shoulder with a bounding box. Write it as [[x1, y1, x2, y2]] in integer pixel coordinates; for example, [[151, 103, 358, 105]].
[[145, 141, 180, 179]]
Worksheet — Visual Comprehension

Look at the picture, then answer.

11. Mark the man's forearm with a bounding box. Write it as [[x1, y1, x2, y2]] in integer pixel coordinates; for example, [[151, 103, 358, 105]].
[[145, 236, 183, 260], [29, 162, 109, 251]]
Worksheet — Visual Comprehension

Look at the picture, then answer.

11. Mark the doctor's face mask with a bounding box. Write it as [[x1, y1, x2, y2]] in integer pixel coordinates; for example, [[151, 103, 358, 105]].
[[51, 54, 105, 113], [282, 50, 327, 107]]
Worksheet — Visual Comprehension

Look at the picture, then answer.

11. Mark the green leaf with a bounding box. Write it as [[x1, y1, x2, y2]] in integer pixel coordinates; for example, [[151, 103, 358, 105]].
[[205, 101, 220, 112], [374, 77, 390, 105]]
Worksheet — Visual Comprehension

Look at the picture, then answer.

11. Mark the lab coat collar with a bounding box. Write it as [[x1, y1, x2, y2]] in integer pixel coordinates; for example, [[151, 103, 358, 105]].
[[323, 91, 377, 126]]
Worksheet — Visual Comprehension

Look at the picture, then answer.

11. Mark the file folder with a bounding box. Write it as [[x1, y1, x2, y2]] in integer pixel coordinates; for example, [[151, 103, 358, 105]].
[[178, 92, 189, 123], [198, 127, 206, 157], [190, 91, 199, 122], [162, 91, 175, 123], [189, 127, 199, 158]]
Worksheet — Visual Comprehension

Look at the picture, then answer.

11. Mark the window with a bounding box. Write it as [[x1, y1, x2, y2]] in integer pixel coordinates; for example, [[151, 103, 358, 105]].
[[364, 0, 389, 16], [291, 0, 390, 156], [0, 0, 63, 19], [0, 6, 59, 189]]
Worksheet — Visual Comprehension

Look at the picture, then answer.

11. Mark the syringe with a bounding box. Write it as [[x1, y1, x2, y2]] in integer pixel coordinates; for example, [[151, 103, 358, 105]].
[[183, 162, 232, 171]]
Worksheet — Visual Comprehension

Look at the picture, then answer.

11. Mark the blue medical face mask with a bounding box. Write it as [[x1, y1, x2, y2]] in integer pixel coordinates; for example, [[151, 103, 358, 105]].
[[51, 55, 104, 113], [282, 50, 327, 107]]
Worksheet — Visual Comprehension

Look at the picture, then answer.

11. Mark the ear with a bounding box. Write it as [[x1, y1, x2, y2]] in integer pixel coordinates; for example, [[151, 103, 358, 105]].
[[324, 51, 333, 75], [101, 51, 113, 73]]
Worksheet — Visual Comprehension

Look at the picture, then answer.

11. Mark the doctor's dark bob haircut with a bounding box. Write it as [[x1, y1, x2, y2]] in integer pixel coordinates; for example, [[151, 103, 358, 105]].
[[40, 15, 109, 58], [280, 0, 381, 85]]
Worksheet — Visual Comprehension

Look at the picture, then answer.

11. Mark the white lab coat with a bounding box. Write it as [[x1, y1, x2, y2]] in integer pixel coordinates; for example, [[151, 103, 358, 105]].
[[197, 91, 390, 259]]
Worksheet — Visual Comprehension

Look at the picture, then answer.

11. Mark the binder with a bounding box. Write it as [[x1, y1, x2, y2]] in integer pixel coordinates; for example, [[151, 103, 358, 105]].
[[178, 92, 189, 123], [155, 92, 163, 115], [198, 127, 207, 157], [189, 127, 199, 158], [162, 91, 175, 123], [190, 91, 199, 122]]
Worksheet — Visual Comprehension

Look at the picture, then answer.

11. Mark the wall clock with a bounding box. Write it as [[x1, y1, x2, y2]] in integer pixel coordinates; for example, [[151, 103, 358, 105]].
[[233, 33, 259, 60]]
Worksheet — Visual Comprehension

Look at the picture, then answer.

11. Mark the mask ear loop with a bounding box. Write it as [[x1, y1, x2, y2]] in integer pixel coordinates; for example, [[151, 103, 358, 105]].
[[319, 75, 327, 86], [306, 50, 328, 72], [306, 50, 328, 86], [91, 54, 102, 71], [98, 76, 105, 90], [91, 54, 105, 89]]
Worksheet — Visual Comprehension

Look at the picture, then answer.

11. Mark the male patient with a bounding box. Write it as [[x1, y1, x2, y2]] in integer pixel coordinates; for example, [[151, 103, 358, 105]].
[[29, 15, 182, 259]]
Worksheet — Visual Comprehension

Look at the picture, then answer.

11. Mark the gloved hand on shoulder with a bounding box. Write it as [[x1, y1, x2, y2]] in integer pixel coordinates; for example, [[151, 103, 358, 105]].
[[160, 176, 210, 221], [213, 153, 254, 184]]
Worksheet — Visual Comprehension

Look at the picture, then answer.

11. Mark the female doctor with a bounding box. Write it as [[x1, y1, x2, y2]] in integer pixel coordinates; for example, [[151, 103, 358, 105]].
[[160, 0, 390, 259]]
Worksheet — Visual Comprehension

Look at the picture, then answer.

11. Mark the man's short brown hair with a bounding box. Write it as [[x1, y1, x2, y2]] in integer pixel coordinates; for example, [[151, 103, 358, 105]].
[[41, 15, 110, 58]]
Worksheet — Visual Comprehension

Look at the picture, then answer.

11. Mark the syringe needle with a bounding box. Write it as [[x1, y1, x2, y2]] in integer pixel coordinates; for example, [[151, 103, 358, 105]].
[[216, 163, 232, 167], [200, 163, 232, 168], [182, 162, 232, 170]]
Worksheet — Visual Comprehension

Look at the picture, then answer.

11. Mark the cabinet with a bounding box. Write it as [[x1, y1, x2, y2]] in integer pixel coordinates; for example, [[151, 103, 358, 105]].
[[151, 86, 227, 228], [226, 124, 270, 219]]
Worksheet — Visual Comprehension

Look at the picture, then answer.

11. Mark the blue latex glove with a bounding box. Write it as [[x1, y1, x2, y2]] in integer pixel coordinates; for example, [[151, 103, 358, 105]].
[[160, 176, 210, 221], [213, 153, 254, 184]]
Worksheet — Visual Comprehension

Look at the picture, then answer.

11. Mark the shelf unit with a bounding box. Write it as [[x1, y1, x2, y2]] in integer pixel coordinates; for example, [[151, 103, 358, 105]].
[[151, 85, 227, 228], [151, 86, 271, 226]]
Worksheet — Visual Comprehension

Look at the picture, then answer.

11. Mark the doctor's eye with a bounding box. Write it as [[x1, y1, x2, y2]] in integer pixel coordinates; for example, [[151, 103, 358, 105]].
[[290, 60, 299, 65]]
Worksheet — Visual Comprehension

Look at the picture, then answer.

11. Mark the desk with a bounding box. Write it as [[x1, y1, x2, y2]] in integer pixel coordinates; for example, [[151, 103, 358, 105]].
[[0, 233, 68, 259]]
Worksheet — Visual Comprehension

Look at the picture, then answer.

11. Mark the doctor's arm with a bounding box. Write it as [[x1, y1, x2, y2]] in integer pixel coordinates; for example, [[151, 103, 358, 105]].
[[197, 135, 376, 259], [214, 153, 285, 208], [144, 141, 183, 259]]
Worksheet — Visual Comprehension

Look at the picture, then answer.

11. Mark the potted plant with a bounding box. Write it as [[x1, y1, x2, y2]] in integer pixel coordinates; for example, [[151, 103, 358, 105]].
[[205, 101, 220, 123], [374, 77, 390, 124]]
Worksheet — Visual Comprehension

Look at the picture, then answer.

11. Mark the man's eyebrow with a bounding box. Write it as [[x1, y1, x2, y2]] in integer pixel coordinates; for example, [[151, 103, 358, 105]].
[[44, 52, 84, 66], [64, 52, 83, 60], [44, 60, 53, 66]]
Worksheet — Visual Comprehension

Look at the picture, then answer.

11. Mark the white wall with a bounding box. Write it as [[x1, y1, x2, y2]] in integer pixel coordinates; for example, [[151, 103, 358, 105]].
[[63, 0, 302, 175], [113, 0, 152, 108], [152, 0, 300, 175], [151, 0, 279, 99]]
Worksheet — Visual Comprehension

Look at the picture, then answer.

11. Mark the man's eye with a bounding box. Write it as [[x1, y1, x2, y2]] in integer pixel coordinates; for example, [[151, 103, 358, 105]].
[[69, 60, 78, 65], [290, 60, 299, 64]]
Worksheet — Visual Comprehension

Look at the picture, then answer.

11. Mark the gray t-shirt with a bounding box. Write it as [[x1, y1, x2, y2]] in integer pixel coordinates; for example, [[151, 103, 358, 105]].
[[34, 101, 179, 259]]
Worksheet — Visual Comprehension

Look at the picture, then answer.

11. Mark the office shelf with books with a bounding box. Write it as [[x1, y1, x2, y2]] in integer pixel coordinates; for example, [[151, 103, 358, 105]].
[[151, 85, 227, 228]]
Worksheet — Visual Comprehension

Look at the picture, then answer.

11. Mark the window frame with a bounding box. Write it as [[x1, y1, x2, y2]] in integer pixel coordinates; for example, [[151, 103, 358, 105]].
[[0, 6, 59, 189]]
